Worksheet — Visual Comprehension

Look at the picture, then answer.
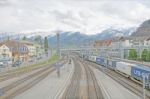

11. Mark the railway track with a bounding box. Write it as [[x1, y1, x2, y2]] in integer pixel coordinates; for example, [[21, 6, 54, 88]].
[[0, 58, 65, 82], [0, 60, 67, 99], [81, 60, 104, 99], [0, 64, 50, 82], [86, 60, 150, 99], [61, 58, 81, 99], [61, 57, 104, 99]]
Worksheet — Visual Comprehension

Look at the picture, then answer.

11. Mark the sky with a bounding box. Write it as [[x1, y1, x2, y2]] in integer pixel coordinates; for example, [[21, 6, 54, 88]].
[[0, 0, 150, 35]]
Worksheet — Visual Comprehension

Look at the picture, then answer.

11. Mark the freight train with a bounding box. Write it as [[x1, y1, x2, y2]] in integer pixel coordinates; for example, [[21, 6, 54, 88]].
[[82, 55, 150, 90]]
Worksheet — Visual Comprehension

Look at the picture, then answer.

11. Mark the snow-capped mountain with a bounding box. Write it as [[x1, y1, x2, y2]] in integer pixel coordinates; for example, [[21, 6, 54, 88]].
[[48, 27, 135, 48]]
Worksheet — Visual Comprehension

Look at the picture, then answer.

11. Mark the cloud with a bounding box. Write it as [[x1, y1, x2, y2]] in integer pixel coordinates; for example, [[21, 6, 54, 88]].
[[0, 0, 150, 35]]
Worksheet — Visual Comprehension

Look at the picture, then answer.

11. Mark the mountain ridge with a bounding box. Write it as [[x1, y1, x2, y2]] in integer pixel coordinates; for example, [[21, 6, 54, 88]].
[[48, 27, 135, 48], [131, 19, 150, 37]]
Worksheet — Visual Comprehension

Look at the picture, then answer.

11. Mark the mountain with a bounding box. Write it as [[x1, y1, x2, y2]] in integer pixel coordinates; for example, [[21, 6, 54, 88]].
[[48, 28, 135, 48], [95, 27, 136, 40], [48, 32, 91, 48], [131, 19, 150, 37]]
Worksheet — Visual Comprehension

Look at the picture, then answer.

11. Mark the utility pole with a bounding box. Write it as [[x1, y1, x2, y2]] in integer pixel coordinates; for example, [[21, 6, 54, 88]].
[[18, 34, 20, 63], [143, 75, 146, 99], [56, 32, 60, 58]]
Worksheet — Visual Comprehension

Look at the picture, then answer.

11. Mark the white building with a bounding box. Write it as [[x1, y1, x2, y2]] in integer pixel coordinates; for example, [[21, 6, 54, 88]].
[[0, 44, 12, 59]]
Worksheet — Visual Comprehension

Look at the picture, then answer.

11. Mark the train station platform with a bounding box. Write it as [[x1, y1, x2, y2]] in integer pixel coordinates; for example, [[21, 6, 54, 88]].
[[14, 61, 74, 99], [91, 67, 141, 99]]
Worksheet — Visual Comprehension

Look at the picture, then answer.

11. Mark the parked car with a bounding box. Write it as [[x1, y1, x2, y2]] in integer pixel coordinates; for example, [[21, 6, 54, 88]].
[[0, 59, 12, 67], [36, 57, 42, 60], [12, 60, 22, 67], [0, 62, 4, 68], [28, 59, 34, 62], [3, 61, 8, 66]]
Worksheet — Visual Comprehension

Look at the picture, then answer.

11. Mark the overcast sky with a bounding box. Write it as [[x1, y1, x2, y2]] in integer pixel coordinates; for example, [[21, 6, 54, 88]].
[[0, 0, 150, 35]]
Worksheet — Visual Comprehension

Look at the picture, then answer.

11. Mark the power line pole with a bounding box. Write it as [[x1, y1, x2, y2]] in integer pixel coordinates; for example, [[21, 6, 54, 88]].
[[18, 34, 20, 62], [56, 32, 60, 58]]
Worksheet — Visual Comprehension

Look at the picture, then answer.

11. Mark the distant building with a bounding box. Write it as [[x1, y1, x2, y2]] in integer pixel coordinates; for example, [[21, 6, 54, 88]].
[[0, 44, 12, 61], [91, 36, 150, 59], [128, 36, 150, 47], [111, 36, 150, 47], [0, 40, 29, 62], [93, 39, 112, 48], [108, 36, 150, 58], [34, 43, 44, 57], [21, 41, 36, 59]]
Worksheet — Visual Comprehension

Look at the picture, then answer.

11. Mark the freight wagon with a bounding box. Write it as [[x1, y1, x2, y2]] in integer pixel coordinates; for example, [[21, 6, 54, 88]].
[[88, 56, 97, 62], [96, 56, 106, 66], [107, 59, 117, 70], [79, 54, 83, 58], [86, 55, 150, 90], [131, 65, 150, 88], [83, 55, 89, 60], [116, 62, 136, 77]]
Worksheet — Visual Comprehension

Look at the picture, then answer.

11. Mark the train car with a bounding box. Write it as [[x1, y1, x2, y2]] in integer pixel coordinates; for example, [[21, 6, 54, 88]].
[[131, 65, 150, 88], [88, 56, 97, 62], [83, 55, 89, 60], [116, 62, 136, 77], [79, 54, 83, 58], [88, 56, 92, 61], [96, 56, 106, 66], [107, 59, 117, 70]]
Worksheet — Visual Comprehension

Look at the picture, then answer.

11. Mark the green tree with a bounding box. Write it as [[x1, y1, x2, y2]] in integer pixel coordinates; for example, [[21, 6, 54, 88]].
[[128, 49, 137, 60], [34, 35, 42, 45], [22, 36, 27, 40], [141, 49, 148, 61], [44, 37, 49, 56], [146, 50, 150, 62]]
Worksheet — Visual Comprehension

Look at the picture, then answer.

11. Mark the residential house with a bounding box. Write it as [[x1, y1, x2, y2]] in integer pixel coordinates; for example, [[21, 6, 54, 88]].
[[0, 44, 12, 62], [0, 40, 29, 62], [21, 41, 36, 59]]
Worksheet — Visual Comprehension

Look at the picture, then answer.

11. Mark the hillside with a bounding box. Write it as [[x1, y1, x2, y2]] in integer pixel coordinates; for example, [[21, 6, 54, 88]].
[[131, 19, 150, 37]]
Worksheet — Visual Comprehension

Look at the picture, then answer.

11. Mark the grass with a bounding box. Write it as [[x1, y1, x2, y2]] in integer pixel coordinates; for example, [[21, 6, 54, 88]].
[[8, 54, 59, 74]]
